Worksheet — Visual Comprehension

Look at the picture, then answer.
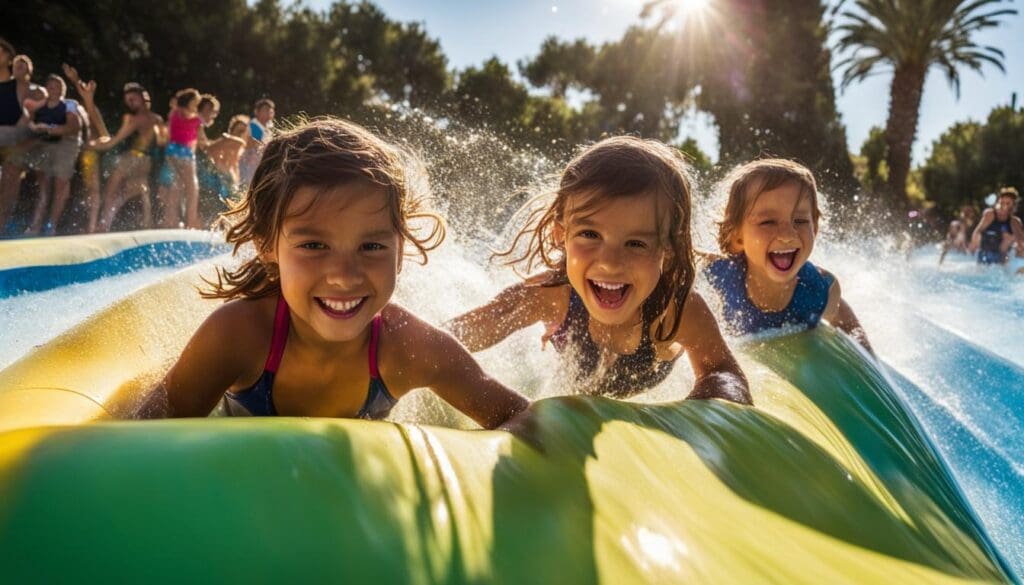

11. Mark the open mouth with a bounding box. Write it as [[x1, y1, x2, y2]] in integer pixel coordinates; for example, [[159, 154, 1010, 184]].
[[768, 249, 799, 272], [315, 296, 367, 319], [588, 279, 630, 309]]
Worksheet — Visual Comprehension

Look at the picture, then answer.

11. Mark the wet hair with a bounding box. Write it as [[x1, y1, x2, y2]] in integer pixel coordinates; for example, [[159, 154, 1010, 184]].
[[717, 158, 820, 255], [198, 94, 220, 113], [227, 114, 250, 136], [254, 98, 275, 111], [500, 135, 696, 343], [204, 116, 445, 300], [998, 186, 1019, 202], [123, 82, 151, 106], [174, 88, 201, 109], [45, 74, 67, 99]]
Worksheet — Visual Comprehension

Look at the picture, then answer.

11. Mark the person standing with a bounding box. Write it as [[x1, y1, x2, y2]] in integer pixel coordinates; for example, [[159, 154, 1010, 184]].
[[0, 39, 33, 232], [970, 187, 1024, 265], [24, 74, 83, 235], [238, 98, 274, 185]]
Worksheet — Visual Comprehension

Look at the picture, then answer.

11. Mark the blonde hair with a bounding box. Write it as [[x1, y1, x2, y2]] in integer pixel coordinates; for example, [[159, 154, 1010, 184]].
[[717, 158, 820, 254], [204, 116, 444, 300], [500, 135, 696, 343]]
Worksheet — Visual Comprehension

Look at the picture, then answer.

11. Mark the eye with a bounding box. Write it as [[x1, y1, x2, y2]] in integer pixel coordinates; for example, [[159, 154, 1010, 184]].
[[758, 220, 776, 226], [794, 218, 812, 225], [299, 241, 327, 250], [575, 229, 600, 239], [626, 240, 648, 249], [360, 242, 387, 251]]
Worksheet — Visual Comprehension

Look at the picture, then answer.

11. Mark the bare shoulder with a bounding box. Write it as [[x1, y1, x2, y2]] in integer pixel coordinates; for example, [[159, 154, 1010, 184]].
[[199, 296, 276, 362], [656, 289, 715, 348], [815, 265, 837, 283], [522, 272, 572, 323], [375, 303, 460, 396]]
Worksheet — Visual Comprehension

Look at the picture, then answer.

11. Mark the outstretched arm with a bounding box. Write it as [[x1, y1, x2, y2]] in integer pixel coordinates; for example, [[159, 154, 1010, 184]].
[[445, 277, 563, 352], [62, 64, 110, 138], [969, 210, 995, 253], [89, 114, 138, 151], [822, 276, 873, 355], [393, 309, 530, 429], [676, 291, 752, 405]]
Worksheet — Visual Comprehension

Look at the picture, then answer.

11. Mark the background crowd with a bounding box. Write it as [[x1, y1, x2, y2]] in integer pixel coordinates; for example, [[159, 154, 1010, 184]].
[[0, 38, 275, 236]]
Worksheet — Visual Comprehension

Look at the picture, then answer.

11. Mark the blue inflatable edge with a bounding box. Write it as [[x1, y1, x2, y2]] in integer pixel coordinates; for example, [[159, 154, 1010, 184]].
[[0, 240, 229, 298]]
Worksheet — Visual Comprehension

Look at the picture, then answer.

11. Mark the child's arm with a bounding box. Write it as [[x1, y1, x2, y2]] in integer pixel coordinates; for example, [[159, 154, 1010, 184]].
[[445, 276, 565, 352], [146, 302, 262, 417], [388, 308, 530, 429], [822, 275, 873, 355], [968, 210, 995, 253], [674, 291, 752, 405]]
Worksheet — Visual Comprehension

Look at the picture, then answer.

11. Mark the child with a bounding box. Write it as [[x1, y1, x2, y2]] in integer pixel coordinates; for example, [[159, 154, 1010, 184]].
[[156, 117, 528, 428], [447, 136, 751, 404], [156, 88, 202, 229], [703, 158, 872, 352]]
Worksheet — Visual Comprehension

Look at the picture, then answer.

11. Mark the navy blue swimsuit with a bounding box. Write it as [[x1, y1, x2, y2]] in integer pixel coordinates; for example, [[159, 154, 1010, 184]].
[[704, 255, 834, 336], [0, 79, 20, 126], [223, 297, 397, 419], [549, 287, 675, 398], [978, 217, 1012, 265]]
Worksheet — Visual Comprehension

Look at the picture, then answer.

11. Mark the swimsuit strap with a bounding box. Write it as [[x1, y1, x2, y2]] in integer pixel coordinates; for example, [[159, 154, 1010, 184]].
[[264, 297, 290, 373], [368, 314, 382, 379]]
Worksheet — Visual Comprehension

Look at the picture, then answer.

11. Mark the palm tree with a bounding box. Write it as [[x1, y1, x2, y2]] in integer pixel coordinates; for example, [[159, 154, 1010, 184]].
[[834, 0, 1016, 205]]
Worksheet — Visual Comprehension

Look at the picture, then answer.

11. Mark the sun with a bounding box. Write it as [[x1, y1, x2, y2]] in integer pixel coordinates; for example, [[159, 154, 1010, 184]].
[[639, 0, 715, 29], [670, 0, 712, 17]]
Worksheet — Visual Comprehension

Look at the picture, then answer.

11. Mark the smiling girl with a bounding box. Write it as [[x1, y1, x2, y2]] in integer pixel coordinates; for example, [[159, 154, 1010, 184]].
[[155, 118, 528, 427], [448, 136, 751, 403], [703, 158, 871, 352]]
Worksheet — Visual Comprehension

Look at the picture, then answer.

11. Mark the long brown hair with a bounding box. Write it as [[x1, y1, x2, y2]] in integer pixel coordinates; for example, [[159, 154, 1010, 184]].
[[717, 158, 820, 254], [499, 135, 696, 343], [204, 116, 444, 300]]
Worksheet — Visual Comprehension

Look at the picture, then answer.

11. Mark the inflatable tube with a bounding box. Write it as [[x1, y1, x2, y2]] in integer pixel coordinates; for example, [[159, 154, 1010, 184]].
[[0, 230, 228, 298], [0, 268, 1015, 584]]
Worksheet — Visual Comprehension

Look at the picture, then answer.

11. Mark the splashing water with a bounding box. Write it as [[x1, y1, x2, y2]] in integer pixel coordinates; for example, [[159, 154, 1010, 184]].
[[2, 111, 1021, 574]]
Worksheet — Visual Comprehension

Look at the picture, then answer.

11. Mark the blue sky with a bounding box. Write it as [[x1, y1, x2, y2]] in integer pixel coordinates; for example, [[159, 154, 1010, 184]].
[[309, 0, 1022, 165]]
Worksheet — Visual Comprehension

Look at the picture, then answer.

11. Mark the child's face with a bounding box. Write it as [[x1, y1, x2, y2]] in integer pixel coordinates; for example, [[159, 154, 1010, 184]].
[[561, 191, 668, 327], [267, 182, 402, 344], [735, 181, 816, 286]]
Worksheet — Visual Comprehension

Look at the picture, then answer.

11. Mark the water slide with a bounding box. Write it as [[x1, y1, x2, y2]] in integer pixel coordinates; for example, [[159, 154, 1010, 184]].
[[0, 233, 1016, 583]]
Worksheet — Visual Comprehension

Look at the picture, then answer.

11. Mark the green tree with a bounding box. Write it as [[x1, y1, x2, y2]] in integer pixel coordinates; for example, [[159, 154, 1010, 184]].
[[519, 37, 595, 98], [921, 122, 983, 215], [450, 57, 529, 132], [834, 0, 1016, 206], [641, 0, 859, 199], [857, 126, 888, 194]]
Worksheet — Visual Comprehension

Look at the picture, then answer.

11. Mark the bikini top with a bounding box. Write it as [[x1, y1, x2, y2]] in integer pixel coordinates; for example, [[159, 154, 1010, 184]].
[[704, 255, 834, 336], [548, 287, 675, 398], [222, 297, 397, 419]]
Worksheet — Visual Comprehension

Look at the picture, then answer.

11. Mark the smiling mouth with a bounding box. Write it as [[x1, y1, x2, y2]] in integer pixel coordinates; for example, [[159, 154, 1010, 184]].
[[316, 296, 367, 319], [768, 249, 799, 272], [588, 279, 630, 309]]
